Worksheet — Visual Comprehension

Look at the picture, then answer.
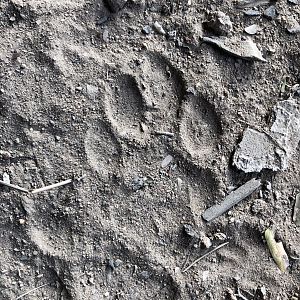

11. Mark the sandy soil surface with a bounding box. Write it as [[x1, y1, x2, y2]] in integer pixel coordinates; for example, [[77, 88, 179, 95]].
[[0, 0, 299, 299]]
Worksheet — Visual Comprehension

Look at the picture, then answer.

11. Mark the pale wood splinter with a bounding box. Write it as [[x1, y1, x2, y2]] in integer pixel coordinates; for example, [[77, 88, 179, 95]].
[[0, 180, 29, 193], [31, 174, 86, 194]]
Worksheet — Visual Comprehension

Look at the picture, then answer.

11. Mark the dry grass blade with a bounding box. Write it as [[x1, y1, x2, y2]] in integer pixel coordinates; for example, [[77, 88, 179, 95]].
[[0, 180, 29, 193], [31, 179, 72, 194], [31, 174, 86, 194], [16, 283, 49, 299], [182, 242, 229, 273]]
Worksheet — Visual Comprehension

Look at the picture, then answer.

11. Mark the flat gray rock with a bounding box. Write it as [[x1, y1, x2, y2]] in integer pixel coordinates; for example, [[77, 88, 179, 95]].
[[233, 128, 286, 172], [234, 99, 300, 173], [245, 24, 260, 35], [263, 5, 277, 19], [270, 99, 300, 154], [203, 36, 266, 62]]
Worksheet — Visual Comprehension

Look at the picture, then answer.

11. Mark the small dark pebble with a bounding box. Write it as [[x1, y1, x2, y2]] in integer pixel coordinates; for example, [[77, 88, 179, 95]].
[[131, 176, 145, 191], [96, 16, 109, 25], [142, 25, 152, 34], [104, 0, 127, 13], [114, 259, 123, 268], [139, 271, 150, 280], [108, 259, 115, 270]]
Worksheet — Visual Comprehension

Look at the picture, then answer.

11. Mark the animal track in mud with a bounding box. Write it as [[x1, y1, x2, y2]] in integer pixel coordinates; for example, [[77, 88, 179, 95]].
[[136, 51, 186, 132], [179, 93, 222, 159], [85, 50, 223, 227], [102, 71, 145, 140], [99, 51, 221, 158], [0, 49, 224, 299], [85, 120, 122, 181]]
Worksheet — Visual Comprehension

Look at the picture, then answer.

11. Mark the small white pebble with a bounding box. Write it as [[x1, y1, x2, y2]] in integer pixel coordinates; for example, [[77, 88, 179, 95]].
[[19, 219, 26, 225]]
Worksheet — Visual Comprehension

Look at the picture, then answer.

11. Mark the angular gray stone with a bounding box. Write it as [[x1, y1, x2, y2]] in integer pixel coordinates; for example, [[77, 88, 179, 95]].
[[270, 99, 300, 154], [203, 36, 266, 62], [233, 99, 300, 173], [161, 155, 173, 168], [244, 24, 260, 35], [183, 224, 199, 238], [142, 25, 152, 35], [131, 176, 146, 191], [153, 21, 166, 35], [233, 128, 286, 172], [205, 11, 233, 36], [263, 6, 277, 19]]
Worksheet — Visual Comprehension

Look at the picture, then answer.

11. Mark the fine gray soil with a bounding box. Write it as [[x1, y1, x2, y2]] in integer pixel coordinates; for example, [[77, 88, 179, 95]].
[[0, 0, 299, 299]]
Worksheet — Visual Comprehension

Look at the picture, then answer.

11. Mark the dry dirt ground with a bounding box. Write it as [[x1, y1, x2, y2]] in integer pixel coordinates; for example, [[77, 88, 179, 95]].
[[0, 0, 299, 299]]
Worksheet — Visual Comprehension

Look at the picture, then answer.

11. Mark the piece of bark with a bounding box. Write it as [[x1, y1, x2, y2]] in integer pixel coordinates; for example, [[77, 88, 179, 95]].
[[202, 178, 261, 222]]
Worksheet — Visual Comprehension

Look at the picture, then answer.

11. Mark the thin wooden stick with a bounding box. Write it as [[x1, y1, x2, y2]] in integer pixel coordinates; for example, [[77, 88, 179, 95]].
[[16, 283, 49, 299], [31, 174, 86, 194], [182, 242, 229, 273], [154, 131, 175, 137], [0, 180, 29, 193], [202, 178, 261, 222]]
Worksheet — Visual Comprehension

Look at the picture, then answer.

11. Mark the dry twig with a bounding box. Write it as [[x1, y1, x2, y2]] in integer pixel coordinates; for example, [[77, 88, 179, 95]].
[[182, 242, 229, 272], [0, 180, 29, 193], [31, 174, 86, 194], [153, 131, 175, 137], [16, 283, 49, 299]]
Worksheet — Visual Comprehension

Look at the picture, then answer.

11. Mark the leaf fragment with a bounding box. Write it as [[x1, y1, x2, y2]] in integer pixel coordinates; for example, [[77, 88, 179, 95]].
[[265, 228, 289, 272]]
